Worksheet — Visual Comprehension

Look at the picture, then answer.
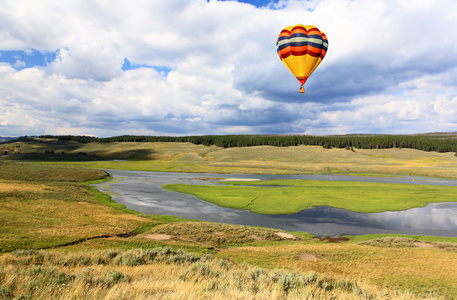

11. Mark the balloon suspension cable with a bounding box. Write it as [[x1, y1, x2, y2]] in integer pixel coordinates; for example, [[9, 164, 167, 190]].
[[299, 85, 304, 93]]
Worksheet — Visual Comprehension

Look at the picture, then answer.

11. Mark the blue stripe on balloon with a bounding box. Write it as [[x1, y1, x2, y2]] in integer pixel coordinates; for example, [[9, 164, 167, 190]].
[[277, 36, 290, 43], [308, 42, 323, 49], [290, 32, 308, 38], [290, 41, 308, 47], [277, 43, 290, 52]]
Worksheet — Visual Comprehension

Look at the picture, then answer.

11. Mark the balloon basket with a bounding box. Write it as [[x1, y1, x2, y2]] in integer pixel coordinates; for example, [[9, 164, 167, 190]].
[[299, 85, 304, 93]]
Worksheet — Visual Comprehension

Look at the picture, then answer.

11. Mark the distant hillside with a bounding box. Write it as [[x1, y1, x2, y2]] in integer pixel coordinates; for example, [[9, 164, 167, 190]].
[[0, 136, 17, 143], [35, 132, 457, 153]]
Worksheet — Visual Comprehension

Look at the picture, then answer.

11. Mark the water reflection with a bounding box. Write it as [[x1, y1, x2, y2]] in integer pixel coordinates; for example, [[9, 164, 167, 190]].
[[93, 170, 457, 237]]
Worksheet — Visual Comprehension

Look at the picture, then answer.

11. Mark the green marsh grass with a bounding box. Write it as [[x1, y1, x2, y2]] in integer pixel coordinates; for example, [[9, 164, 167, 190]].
[[163, 179, 457, 214]]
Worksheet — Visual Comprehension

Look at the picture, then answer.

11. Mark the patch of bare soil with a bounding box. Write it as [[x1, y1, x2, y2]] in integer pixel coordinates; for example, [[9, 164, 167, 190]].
[[414, 242, 435, 248], [196, 177, 221, 181], [318, 236, 350, 243], [145, 234, 173, 241], [298, 253, 319, 261], [275, 232, 297, 240], [248, 234, 263, 241]]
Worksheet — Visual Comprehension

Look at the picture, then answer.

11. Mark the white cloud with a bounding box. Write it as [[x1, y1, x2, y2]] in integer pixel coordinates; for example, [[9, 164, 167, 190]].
[[1, 0, 457, 137], [14, 60, 25, 68], [46, 47, 123, 81]]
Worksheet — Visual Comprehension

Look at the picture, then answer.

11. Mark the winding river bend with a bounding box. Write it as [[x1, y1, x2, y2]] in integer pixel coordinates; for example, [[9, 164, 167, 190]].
[[93, 170, 457, 237]]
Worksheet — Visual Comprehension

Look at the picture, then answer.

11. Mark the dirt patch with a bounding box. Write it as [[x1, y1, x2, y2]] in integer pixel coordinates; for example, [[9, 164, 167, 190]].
[[318, 236, 350, 243], [414, 242, 435, 248], [298, 253, 318, 261], [145, 234, 173, 241], [196, 177, 222, 181], [275, 232, 297, 240], [248, 234, 263, 241]]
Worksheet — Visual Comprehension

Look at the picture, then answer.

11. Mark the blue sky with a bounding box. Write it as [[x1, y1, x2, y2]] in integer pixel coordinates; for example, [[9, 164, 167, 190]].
[[1, 0, 457, 137], [0, 49, 57, 70], [230, 0, 275, 7]]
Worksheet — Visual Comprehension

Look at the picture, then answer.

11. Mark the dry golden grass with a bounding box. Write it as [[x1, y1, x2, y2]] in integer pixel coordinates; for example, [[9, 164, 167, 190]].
[[217, 242, 457, 298], [0, 190, 151, 252], [0, 163, 153, 252], [146, 221, 311, 249], [25, 143, 457, 178], [0, 248, 436, 300], [0, 180, 49, 192]]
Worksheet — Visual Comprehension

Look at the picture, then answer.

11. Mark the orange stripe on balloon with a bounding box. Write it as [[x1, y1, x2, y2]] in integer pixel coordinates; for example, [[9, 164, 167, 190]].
[[320, 50, 326, 58], [307, 45, 322, 53], [291, 27, 307, 34], [307, 28, 320, 34], [290, 46, 307, 52], [279, 30, 291, 37]]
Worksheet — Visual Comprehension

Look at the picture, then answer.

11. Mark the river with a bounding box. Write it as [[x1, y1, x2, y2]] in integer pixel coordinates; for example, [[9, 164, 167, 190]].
[[92, 170, 457, 237]]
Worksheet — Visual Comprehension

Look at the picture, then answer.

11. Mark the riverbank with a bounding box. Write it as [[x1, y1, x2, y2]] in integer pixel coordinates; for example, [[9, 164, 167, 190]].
[[93, 170, 457, 237]]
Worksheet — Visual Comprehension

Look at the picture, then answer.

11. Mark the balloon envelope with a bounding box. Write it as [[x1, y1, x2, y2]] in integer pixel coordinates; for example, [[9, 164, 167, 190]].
[[276, 24, 328, 92]]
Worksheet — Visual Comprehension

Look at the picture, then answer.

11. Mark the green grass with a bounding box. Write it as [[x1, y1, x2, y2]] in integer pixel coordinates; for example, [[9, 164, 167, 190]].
[[4, 139, 457, 178], [0, 162, 156, 252], [163, 179, 457, 214], [346, 234, 457, 244], [0, 161, 109, 182], [2, 161, 457, 298]]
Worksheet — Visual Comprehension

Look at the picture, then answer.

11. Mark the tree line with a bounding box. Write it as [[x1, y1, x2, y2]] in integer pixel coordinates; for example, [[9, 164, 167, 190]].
[[30, 133, 457, 153]]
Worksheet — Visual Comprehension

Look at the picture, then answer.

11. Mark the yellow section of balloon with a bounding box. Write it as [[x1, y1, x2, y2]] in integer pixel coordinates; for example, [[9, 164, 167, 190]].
[[276, 24, 328, 93]]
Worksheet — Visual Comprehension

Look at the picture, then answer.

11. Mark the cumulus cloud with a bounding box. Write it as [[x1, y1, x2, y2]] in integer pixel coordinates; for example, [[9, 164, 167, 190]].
[[1, 0, 457, 137], [13, 60, 25, 68]]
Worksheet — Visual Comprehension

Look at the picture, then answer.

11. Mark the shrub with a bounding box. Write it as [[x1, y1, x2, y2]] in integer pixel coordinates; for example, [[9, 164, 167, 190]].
[[359, 237, 417, 248], [114, 249, 147, 266], [278, 271, 301, 294], [12, 249, 37, 257]]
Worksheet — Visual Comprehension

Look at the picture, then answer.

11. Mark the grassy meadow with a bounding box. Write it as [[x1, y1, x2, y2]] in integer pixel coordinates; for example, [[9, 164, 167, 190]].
[[2, 138, 457, 298], [164, 179, 457, 214], [3, 138, 457, 178], [0, 162, 156, 253], [2, 246, 437, 300]]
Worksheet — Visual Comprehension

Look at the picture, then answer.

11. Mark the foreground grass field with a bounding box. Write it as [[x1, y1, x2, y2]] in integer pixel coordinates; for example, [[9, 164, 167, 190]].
[[1, 162, 457, 298], [164, 179, 457, 214], [2, 138, 457, 298], [3, 246, 440, 300]]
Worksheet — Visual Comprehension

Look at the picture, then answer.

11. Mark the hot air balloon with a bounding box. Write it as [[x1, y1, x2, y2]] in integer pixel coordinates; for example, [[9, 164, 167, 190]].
[[276, 24, 328, 93]]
